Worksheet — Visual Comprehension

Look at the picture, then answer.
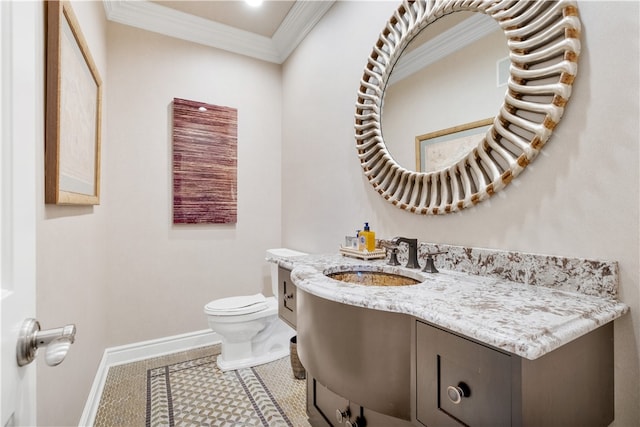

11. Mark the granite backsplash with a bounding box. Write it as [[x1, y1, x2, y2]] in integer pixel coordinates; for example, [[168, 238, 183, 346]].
[[388, 243, 620, 299]]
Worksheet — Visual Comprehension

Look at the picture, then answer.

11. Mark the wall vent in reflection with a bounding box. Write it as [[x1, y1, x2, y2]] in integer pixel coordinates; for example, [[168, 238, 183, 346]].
[[497, 56, 510, 87]]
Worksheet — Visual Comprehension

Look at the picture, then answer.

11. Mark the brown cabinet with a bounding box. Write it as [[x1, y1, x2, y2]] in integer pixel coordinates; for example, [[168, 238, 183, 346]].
[[277, 266, 297, 329], [296, 285, 615, 427], [414, 320, 614, 427]]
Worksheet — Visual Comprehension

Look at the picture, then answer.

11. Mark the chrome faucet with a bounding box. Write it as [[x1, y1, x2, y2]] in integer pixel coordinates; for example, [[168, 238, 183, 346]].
[[392, 237, 420, 269]]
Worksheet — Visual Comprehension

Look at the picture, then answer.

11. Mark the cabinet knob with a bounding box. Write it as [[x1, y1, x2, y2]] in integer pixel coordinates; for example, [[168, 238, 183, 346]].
[[336, 408, 350, 424], [345, 416, 365, 427], [447, 382, 471, 404]]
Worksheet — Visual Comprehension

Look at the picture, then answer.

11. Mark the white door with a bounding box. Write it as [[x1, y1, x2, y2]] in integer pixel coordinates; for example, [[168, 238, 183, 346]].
[[1, 1, 41, 425]]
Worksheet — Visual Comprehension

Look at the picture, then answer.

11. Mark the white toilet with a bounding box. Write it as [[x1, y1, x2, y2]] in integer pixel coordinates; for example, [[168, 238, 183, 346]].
[[204, 248, 307, 371]]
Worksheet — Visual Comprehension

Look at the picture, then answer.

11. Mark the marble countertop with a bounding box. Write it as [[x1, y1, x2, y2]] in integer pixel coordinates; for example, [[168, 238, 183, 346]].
[[270, 253, 629, 360]]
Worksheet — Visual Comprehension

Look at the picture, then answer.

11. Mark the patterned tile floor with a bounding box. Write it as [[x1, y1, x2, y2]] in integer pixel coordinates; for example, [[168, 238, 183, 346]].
[[94, 345, 309, 427]]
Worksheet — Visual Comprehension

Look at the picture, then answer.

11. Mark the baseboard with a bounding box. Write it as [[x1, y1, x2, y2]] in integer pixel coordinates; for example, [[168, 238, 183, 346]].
[[78, 329, 220, 426]]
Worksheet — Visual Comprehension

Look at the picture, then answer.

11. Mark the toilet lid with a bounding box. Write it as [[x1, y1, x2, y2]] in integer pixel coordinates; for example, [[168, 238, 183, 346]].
[[205, 293, 268, 316]]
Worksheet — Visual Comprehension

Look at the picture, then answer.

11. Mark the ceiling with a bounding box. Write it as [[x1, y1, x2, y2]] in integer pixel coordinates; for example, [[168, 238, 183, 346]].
[[149, 1, 296, 38], [102, 0, 335, 64]]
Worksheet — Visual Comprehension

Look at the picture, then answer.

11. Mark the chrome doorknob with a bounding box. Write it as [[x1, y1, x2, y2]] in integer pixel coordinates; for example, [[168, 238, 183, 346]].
[[16, 318, 76, 367]]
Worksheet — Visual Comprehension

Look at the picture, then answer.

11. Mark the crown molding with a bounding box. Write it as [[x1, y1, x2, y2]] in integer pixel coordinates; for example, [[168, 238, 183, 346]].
[[102, 0, 335, 64], [272, 0, 335, 63]]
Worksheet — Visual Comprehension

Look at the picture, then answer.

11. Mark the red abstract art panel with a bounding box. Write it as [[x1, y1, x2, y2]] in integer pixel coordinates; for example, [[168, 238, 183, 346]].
[[172, 98, 237, 224]]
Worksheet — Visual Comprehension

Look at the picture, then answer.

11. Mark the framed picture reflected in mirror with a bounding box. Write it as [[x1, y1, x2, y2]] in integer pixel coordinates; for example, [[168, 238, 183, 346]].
[[415, 118, 493, 173]]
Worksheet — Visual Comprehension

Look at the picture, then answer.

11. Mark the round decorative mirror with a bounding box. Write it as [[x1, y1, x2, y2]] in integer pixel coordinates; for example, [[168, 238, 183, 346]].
[[355, 0, 581, 215]]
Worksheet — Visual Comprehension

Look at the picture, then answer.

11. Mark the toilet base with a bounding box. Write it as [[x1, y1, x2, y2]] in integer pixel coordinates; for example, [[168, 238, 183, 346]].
[[216, 346, 290, 372], [215, 317, 295, 372]]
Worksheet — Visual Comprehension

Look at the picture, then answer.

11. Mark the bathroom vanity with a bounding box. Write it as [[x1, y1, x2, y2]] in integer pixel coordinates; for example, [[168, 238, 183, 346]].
[[269, 248, 629, 427], [262, 0, 617, 423]]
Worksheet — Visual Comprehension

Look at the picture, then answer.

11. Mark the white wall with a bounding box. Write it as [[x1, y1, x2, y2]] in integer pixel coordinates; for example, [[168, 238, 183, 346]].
[[36, 1, 110, 426], [105, 23, 283, 346], [282, 2, 639, 425]]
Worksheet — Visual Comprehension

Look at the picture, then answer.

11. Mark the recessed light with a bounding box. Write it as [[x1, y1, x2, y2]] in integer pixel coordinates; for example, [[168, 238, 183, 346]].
[[245, 0, 263, 7]]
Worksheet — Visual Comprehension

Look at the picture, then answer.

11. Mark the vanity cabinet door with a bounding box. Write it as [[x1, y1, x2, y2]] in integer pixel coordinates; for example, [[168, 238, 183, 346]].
[[307, 376, 413, 427], [416, 321, 512, 427], [278, 266, 297, 329]]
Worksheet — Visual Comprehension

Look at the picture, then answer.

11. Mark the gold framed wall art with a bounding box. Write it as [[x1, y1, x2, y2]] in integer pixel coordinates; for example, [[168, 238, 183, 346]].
[[45, 0, 102, 205]]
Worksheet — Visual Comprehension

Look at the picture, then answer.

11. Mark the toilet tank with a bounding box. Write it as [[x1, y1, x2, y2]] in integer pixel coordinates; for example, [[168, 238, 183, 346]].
[[266, 248, 307, 296]]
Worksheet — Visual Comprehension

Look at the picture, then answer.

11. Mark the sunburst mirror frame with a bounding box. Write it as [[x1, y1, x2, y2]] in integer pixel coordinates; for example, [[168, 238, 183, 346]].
[[355, 0, 581, 215]]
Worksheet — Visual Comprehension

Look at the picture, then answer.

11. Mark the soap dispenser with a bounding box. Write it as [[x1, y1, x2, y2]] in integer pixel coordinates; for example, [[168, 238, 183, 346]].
[[360, 222, 376, 252]]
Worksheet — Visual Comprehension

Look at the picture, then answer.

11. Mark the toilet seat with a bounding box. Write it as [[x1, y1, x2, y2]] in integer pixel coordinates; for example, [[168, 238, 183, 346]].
[[204, 293, 268, 316]]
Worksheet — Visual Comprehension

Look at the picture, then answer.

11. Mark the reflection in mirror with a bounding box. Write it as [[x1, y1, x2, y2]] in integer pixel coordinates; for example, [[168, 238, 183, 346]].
[[415, 118, 493, 172], [381, 12, 508, 172]]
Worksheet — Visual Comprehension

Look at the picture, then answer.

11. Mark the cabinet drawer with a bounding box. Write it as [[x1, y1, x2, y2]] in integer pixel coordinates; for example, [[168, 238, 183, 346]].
[[416, 320, 512, 427], [278, 267, 297, 329]]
